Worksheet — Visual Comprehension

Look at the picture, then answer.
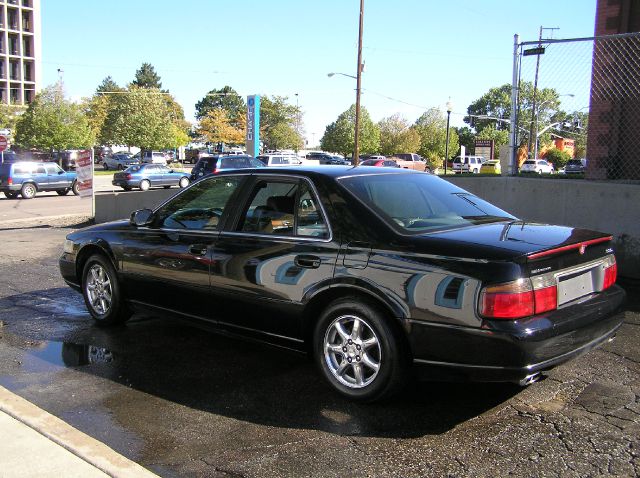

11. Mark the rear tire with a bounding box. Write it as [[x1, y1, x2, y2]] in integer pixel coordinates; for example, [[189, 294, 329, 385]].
[[20, 183, 36, 199], [313, 297, 409, 402], [103, 163, 109, 171], [139, 179, 150, 191], [81, 254, 131, 326], [56, 189, 70, 196], [117, 164, 124, 170], [179, 177, 189, 188], [3, 191, 18, 199]]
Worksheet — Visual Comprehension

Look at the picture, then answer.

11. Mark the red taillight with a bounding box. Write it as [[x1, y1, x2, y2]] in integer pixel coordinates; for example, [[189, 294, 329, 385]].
[[480, 278, 558, 320], [212, 168, 219, 174], [124, 173, 132, 180], [534, 286, 557, 314], [7, 177, 12, 185], [603, 262, 617, 290]]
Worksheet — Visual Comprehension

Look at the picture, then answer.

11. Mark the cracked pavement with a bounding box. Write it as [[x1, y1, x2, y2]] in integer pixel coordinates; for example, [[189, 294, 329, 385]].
[[0, 220, 638, 477]]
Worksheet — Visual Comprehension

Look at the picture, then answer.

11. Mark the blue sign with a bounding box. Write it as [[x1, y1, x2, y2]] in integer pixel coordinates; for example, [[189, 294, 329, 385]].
[[246, 95, 260, 157]]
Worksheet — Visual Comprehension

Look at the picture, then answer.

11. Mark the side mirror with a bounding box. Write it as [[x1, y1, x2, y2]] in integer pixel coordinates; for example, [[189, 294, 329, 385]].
[[169, 169, 174, 173], [130, 208, 154, 227], [58, 170, 64, 175]]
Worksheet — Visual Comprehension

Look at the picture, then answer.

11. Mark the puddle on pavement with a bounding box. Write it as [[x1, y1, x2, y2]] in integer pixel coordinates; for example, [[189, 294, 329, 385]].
[[24, 340, 116, 369]]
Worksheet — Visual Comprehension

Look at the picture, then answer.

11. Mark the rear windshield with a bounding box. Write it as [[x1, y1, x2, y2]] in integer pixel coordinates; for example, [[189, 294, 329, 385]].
[[523, 161, 535, 165], [339, 173, 515, 233], [567, 160, 583, 166], [219, 157, 264, 169]]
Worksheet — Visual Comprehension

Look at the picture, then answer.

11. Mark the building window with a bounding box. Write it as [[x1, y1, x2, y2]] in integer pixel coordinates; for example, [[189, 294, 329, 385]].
[[22, 11, 31, 31], [23, 61, 32, 81], [24, 88, 32, 103], [9, 61, 19, 80], [8, 9, 18, 30], [23, 37, 32, 56], [9, 35, 19, 55], [0, 61, 4, 79], [10, 85, 20, 104], [22, 0, 32, 7]]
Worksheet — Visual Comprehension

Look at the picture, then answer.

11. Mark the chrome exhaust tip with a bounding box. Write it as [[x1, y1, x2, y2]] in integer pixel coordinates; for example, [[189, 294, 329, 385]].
[[519, 372, 542, 386]]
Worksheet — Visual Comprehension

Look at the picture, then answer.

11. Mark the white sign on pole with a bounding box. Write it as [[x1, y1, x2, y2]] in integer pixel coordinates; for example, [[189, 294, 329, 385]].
[[76, 149, 94, 199]]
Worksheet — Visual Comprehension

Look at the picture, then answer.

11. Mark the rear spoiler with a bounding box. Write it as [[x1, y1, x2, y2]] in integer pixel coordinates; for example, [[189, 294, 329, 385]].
[[527, 236, 612, 260]]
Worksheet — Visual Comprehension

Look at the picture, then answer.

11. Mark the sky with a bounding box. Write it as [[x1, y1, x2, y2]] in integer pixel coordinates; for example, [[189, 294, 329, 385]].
[[42, 0, 597, 146]]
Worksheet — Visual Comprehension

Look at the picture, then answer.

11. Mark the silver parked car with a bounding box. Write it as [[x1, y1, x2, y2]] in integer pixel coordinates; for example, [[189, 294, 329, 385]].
[[102, 153, 139, 171]]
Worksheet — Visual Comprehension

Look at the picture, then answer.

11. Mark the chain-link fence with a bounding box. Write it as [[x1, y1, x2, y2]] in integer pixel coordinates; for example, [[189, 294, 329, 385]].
[[515, 32, 640, 180]]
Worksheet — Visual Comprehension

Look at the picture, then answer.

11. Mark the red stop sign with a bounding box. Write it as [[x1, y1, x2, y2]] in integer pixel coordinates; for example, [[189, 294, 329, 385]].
[[0, 136, 7, 152]]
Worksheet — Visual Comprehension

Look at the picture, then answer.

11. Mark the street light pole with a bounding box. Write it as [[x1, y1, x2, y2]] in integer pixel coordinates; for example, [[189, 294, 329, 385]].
[[444, 99, 452, 175], [354, 0, 364, 166]]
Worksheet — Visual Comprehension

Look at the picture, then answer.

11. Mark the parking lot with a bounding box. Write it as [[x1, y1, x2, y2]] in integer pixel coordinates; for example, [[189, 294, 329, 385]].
[[0, 219, 638, 477]]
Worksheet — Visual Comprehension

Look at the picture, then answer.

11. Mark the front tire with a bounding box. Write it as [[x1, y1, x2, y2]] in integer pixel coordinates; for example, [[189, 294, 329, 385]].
[[81, 254, 131, 326], [313, 298, 409, 402], [72, 181, 80, 195], [20, 183, 36, 199], [179, 177, 189, 188], [139, 179, 150, 191]]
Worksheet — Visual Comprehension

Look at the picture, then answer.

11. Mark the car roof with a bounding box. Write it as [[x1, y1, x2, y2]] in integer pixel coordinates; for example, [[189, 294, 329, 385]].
[[212, 165, 423, 179]]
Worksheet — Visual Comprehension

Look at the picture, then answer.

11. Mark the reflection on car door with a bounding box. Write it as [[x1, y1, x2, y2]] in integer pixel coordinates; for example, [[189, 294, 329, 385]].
[[210, 175, 340, 341], [45, 163, 67, 190], [119, 176, 246, 318]]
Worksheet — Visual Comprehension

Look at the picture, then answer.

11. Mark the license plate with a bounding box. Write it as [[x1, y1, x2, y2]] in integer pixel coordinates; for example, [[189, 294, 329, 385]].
[[558, 269, 595, 305]]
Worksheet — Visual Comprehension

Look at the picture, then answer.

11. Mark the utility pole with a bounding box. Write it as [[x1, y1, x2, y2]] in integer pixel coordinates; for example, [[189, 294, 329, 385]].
[[353, 0, 364, 166], [527, 26, 559, 157]]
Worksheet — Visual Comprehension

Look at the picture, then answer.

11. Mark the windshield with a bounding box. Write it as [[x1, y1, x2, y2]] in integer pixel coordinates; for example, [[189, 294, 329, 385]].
[[339, 173, 515, 233]]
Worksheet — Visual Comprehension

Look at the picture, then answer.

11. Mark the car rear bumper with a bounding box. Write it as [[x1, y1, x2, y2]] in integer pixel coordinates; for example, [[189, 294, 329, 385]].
[[112, 180, 138, 188], [0, 185, 21, 192], [408, 285, 626, 382]]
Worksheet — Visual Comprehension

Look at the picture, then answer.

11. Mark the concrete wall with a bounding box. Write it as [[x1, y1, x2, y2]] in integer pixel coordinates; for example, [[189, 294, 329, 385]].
[[446, 177, 640, 278], [94, 177, 640, 279], [94, 189, 177, 224]]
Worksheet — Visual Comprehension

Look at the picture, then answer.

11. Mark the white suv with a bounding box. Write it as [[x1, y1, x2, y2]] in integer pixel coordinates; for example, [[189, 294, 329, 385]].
[[141, 151, 168, 166], [452, 155, 485, 174], [520, 159, 554, 174]]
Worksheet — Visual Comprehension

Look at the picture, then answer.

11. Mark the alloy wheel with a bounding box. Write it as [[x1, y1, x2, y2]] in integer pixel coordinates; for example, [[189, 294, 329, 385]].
[[323, 314, 382, 388], [85, 263, 113, 315]]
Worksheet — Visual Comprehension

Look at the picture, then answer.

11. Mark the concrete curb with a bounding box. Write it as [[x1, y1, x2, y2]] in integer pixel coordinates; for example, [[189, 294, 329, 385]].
[[0, 386, 158, 478]]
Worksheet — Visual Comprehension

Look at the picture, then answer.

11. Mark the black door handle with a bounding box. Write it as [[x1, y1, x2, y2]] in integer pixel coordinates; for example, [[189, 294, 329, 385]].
[[295, 255, 321, 269], [189, 244, 208, 256]]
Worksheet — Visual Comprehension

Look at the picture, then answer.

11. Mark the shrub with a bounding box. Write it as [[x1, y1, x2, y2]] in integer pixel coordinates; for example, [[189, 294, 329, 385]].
[[544, 148, 572, 170]]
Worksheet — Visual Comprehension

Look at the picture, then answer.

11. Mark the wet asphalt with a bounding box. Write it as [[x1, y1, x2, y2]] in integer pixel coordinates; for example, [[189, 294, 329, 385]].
[[0, 220, 638, 477]]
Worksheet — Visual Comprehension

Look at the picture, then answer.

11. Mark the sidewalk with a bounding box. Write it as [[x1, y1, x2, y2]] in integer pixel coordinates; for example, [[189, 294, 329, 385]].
[[0, 386, 158, 478]]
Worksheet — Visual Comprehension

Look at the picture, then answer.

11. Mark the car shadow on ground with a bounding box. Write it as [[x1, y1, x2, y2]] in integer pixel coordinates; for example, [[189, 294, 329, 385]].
[[0, 287, 522, 439]]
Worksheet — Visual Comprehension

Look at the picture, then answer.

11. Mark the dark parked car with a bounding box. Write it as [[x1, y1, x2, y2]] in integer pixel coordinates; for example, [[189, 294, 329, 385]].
[[564, 158, 587, 174], [112, 163, 190, 191], [1, 161, 78, 199], [60, 167, 625, 401], [306, 152, 349, 165], [190, 154, 264, 181]]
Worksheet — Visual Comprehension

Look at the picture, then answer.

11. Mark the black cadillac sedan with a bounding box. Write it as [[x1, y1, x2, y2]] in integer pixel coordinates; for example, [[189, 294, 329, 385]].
[[60, 167, 625, 401]]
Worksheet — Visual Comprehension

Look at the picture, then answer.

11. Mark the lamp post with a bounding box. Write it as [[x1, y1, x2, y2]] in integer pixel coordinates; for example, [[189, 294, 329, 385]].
[[354, 0, 364, 166], [295, 93, 299, 152], [444, 98, 452, 175]]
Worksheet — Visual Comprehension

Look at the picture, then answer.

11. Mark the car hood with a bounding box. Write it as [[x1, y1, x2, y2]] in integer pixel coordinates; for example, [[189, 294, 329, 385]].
[[408, 222, 611, 262]]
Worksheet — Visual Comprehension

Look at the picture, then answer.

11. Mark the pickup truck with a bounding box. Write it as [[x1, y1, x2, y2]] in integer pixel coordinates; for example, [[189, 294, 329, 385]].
[[390, 153, 430, 172]]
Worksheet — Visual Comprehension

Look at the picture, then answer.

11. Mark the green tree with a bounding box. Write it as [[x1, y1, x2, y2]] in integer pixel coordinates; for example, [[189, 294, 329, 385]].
[[465, 82, 560, 143], [378, 114, 421, 156], [455, 126, 475, 155], [195, 86, 245, 123], [132, 62, 162, 89], [414, 108, 459, 168], [83, 77, 125, 143], [260, 95, 304, 151], [96, 76, 123, 94], [320, 104, 380, 158], [101, 86, 185, 151], [197, 107, 245, 145], [15, 85, 94, 151]]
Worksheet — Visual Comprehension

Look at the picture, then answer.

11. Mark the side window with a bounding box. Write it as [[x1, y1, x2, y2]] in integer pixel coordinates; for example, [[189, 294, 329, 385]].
[[36, 166, 46, 174], [239, 180, 298, 235], [45, 164, 59, 174], [155, 176, 243, 230], [296, 182, 329, 238]]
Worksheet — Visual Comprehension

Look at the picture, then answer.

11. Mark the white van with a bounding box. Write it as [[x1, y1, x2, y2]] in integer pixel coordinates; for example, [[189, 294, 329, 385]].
[[452, 155, 485, 174]]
